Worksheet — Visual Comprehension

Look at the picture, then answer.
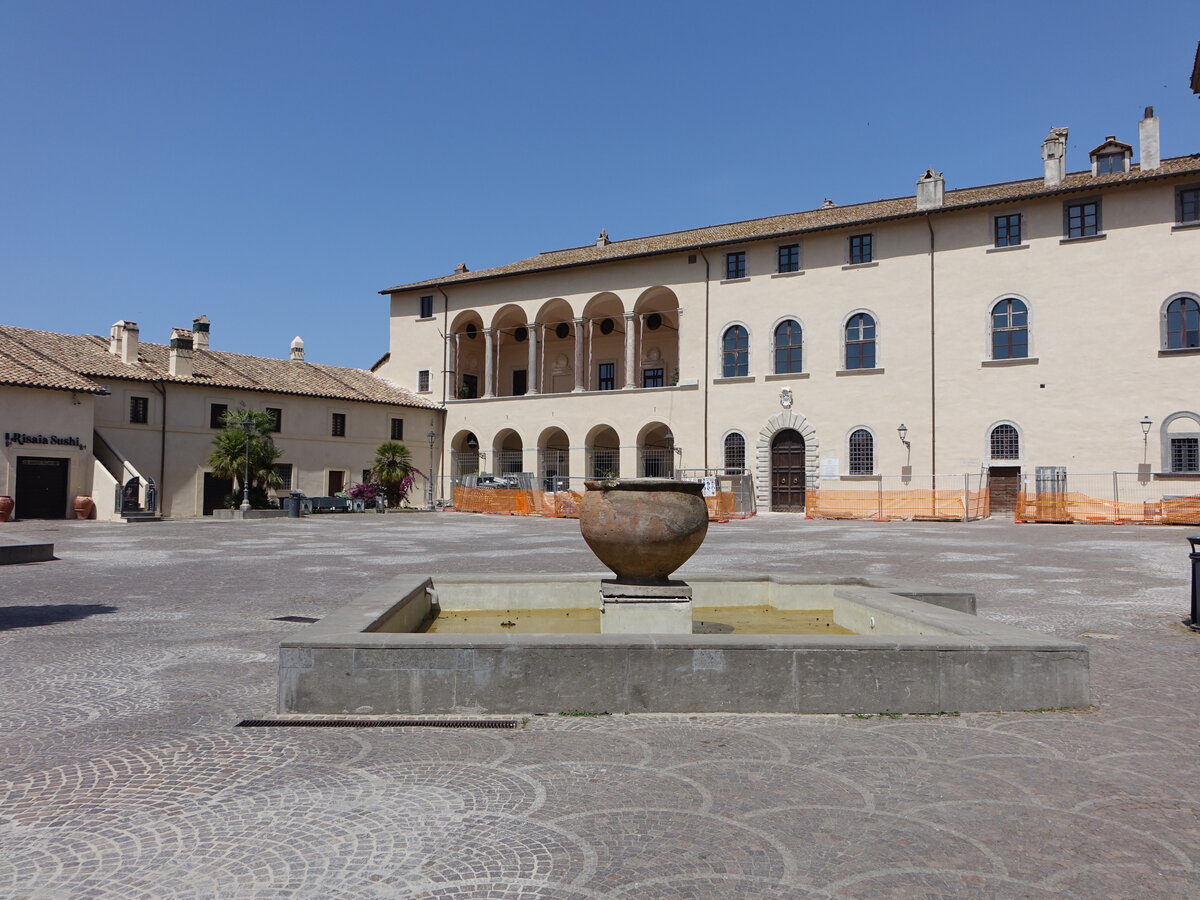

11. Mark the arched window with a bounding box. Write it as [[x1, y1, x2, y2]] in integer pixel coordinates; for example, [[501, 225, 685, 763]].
[[773, 320, 803, 374], [991, 298, 1028, 359], [990, 424, 1020, 459], [845, 314, 876, 369], [722, 325, 749, 377], [1166, 297, 1200, 350], [848, 429, 874, 475], [723, 432, 746, 472]]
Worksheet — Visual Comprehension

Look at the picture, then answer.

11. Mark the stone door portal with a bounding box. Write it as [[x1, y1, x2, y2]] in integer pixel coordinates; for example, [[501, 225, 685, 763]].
[[771, 429, 806, 512]]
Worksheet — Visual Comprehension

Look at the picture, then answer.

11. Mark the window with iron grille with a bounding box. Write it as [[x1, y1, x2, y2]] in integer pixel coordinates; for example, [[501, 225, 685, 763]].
[[390, 418, 404, 440], [265, 407, 282, 433], [990, 424, 1020, 459], [994, 214, 1022, 247], [597, 362, 615, 391], [844, 314, 876, 369], [209, 403, 228, 429], [643, 367, 664, 388], [274, 463, 293, 490], [1166, 297, 1200, 349], [331, 412, 346, 437], [848, 429, 873, 475], [418, 369, 431, 392], [991, 298, 1029, 359], [1065, 200, 1100, 238], [849, 233, 872, 264], [129, 396, 148, 424], [773, 320, 802, 373], [725, 251, 746, 280], [1177, 186, 1200, 224], [722, 325, 749, 377], [777, 244, 800, 273], [419, 295, 434, 318], [724, 432, 746, 472], [1171, 437, 1199, 473]]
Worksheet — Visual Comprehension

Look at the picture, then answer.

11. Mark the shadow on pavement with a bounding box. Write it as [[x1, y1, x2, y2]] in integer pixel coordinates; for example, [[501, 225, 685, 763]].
[[0, 604, 119, 631]]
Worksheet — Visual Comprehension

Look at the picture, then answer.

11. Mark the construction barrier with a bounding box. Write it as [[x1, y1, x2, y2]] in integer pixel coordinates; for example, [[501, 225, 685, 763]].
[[452, 485, 749, 521], [452, 487, 535, 516], [806, 475, 990, 522], [1013, 472, 1200, 525]]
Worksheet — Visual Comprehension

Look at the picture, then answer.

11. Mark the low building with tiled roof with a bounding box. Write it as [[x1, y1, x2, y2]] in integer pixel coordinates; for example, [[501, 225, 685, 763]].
[[378, 108, 1200, 518], [1, 319, 443, 519]]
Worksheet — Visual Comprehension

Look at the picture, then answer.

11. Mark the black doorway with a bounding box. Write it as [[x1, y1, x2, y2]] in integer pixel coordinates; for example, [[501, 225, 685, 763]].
[[203, 472, 233, 515], [16, 456, 69, 519]]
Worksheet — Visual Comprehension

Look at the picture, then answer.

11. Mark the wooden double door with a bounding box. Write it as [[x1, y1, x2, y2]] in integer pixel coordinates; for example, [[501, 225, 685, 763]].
[[771, 429, 806, 512]]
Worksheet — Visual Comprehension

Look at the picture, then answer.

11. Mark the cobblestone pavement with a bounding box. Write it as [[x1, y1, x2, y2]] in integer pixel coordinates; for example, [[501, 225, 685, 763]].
[[1, 513, 1198, 899]]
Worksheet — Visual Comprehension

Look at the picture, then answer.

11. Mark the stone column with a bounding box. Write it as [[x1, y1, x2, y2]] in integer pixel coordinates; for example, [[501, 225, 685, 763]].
[[483, 329, 495, 398], [448, 333, 459, 399], [623, 313, 638, 389], [573, 318, 586, 392], [674, 308, 684, 384], [526, 323, 539, 395]]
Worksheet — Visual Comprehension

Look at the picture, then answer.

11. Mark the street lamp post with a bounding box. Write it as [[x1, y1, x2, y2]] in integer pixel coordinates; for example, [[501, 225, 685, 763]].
[[1140, 416, 1153, 465], [239, 417, 253, 512], [427, 430, 436, 509]]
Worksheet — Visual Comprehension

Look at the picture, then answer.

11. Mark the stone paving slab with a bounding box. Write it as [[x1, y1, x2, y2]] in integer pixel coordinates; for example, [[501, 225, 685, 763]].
[[0, 513, 1198, 898]]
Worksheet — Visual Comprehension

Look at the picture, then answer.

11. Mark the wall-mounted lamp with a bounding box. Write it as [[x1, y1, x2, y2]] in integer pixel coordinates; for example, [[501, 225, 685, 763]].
[[1140, 416, 1153, 465], [897, 423, 910, 448]]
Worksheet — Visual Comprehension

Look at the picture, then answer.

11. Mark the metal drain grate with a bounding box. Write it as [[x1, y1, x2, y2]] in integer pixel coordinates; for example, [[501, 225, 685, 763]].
[[236, 718, 518, 729], [271, 615, 320, 624]]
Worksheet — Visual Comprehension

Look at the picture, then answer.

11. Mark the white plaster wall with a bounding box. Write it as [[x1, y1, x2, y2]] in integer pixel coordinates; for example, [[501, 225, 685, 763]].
[[0, 385, 96, 515]]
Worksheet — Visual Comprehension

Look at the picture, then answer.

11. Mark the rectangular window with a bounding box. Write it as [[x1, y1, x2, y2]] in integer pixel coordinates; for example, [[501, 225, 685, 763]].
[[129, 396, 148, 424], [1065, 200, 1100, 238], [598, 362, 615, 391], [1177, 187, 1200, 224], [849, 233, 872, 264], [994, 214, 1022, 247], [265, 407, 282, 433], [418, 369, 431, 392], [512, 369, 527, 396], [460, 374, 478, 399], [390, 418, 404, 440], [1171, 437, 1199, 473], [419, 295, 434, 318], [777, 244, 800, 273], [643, 367, 664, 388], [274, 463, 293, 490], [209, 403, 228, 429], [725, 251, 746, 280], [331, 412, 346, 437], [363, 469, 372, 484]]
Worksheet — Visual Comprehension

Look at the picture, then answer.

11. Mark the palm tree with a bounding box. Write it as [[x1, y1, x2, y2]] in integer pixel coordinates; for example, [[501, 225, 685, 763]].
[[209, 409, 284, 507], [371, 441, 423, 508]]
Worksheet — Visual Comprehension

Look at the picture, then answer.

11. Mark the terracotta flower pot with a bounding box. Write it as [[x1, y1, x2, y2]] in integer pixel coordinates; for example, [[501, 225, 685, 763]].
[[579, 478, 709, 584], [73, 495, 96, 520], [0, 495, 12, 523]]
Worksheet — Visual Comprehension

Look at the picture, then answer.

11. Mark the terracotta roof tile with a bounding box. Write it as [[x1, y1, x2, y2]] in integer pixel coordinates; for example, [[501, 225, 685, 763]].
[[383, 155, 1200, 293], [0, 325, 438, 409]]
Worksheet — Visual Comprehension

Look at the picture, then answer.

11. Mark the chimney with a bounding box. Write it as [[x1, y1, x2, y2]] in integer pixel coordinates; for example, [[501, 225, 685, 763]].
[[820, 199, 837, 209], [290, 336, 305, 361], [192, 314, 210, 350], [915, 168, 945, 210], [168, 328, 194, 378], [109, 320, 139, 364], [596, 228, 610, 247], [453, 262, 469, 274], [1042, 127, 1069, 187], [1139, 106, 1160, 171]]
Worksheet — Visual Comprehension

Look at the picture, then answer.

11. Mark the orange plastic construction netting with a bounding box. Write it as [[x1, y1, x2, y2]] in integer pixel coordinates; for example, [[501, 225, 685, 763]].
[[1015, 491, 1200, 525], [452, 487, 748, 521], [806, 488, 990, 521]]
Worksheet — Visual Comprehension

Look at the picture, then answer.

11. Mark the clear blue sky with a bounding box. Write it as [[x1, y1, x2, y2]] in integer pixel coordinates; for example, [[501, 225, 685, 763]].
[[2, 1, 1198, 369]]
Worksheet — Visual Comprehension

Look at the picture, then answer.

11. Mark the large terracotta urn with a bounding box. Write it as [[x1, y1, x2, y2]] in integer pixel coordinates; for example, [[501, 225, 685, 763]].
[[73, 495, 96, 520], [0, 495, 12, 523], [580, 478, 709, 584]]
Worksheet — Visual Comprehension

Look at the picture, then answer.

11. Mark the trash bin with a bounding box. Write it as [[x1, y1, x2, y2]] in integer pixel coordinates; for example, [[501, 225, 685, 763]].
[[287, 490, 304, 518]]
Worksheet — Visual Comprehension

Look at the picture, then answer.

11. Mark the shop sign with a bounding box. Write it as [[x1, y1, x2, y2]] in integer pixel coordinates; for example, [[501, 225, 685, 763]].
[[4, 432, 85, 450]]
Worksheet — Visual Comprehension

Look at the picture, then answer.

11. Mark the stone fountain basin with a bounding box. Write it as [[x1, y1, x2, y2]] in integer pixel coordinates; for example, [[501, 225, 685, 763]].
[[277, 574, 1089, 715]]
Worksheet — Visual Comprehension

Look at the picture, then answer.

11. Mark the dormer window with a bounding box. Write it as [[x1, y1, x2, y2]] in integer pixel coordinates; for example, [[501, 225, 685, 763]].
[[1089, 136, 1131, 176]]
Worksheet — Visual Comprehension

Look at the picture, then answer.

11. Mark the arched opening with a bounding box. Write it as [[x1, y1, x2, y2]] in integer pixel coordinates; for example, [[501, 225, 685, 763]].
[[538, 427, 570, 491], [771, 428, 806, 511], [586, 424, 621, 479], [450, 430, 480, 486], [990, 298, 1029, 360], [450, 312, 485, 399], [634, 287, 680, 388], [582, 292, 626, 391], [537, 298, 576, 393], [491, 305, 531, 397], [493, 428, 525, 477], [638, 421, 675, 478], [986, 422, 1023, 517], [723, 432, 746, 473], [1164, 413, 1200, 474]]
